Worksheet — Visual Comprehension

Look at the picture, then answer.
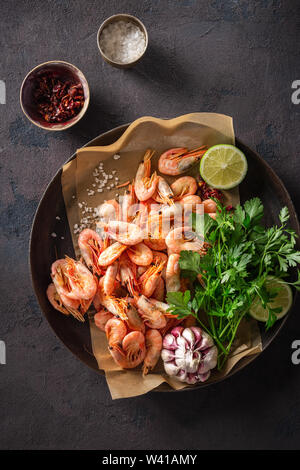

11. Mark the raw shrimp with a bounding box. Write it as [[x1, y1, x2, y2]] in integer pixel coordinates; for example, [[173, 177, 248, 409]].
[[64, 258, 98, 300], [157, 202, 183, 220], [51, 257, 97, 301], [105, 221, 145, 246], [165, 227, 204, 254], [93, 290, 102, 311], [127, 242, 153, 266], [98, 242, 128, 267], [110, 331, 146, 369], [147, 212, 172, 242], [98, 278, 128, 320], [137, 265, 148, 278], [147, 203, 182, 241], [171, 176, 198, 199], [46, 283, 85, 322], [105, 317, 127, 354], [47, 283, 76, 316], [152, 176, 174, 205], [78, 228, 103, 275], [152, 277, 165, 301], [125, 303, 145, 333], [158, 146, 207, 175], [152, 251, 168, 279], [136, 295, 167, 329], [119, 253, 139, 297], [144, 238, 167, 252], [139, 260, 166, 298], [133, 199, 158, 230], [60, 293, 81, 311], [94, 308, 114, 331], [146, 202, 180, 246], [135, 149, 158, 201], [100, 294, 128, 320], [143, 329, 163, 375], [148, 299, 171, 315], [179, 195, 202, 211], [79, 297, 94, 315], [121, 183, 137, 222], [166, 254, 181, 292], [103, 261, 119, 295], [148, 298, 180, 320], [203, 199, 217, 213], [98, 199, 121, 222], [50, 259, 69, 298]]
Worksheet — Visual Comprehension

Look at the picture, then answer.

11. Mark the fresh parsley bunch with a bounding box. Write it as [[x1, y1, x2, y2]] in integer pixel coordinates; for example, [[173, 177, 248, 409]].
[[167, 198, 300, 369]]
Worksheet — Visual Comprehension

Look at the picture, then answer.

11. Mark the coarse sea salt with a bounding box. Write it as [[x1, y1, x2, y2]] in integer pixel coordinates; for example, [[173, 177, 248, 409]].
[[71, 155, 125, 235], [99, 20, 146, 63]]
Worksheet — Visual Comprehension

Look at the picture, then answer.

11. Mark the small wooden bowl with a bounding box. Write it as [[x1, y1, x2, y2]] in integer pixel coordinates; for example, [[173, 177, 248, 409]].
[[20, 61, 90, 131], [97, 14, 148, 68]]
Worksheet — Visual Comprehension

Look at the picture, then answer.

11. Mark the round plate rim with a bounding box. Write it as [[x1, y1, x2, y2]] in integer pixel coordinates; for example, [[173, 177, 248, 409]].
[[29, 122, 300, 392]]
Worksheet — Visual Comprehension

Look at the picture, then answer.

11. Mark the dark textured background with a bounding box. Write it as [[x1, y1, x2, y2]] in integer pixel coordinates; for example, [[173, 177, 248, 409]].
[[1, 0, 300, 450]]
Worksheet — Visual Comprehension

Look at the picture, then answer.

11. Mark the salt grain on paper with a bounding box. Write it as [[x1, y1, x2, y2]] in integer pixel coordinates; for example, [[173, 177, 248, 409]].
[[71, 153, 124, 235], [99, 20, 146, 64]]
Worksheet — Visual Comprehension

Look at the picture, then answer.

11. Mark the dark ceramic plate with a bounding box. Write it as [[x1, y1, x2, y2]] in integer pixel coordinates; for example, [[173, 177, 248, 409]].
[[30, 124, 300, 391]]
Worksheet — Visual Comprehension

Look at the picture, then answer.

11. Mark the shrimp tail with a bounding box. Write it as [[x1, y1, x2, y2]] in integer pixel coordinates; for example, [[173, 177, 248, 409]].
[[142, 364, 150, 376]]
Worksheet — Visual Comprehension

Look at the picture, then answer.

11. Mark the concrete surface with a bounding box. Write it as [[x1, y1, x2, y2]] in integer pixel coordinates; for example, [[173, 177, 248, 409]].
[[0, 0, 300, 450]]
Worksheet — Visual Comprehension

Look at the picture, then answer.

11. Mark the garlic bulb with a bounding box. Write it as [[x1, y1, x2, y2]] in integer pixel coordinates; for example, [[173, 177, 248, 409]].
[[161, 326, 217, 384]]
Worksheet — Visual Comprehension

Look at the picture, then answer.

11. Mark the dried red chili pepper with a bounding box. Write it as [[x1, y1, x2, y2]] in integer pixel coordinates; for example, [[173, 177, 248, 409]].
[[198, 180, 223, 201], [34, 73, 84, 124]]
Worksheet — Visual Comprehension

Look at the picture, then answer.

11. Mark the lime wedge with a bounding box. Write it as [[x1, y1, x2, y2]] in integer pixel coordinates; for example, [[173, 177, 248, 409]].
[[249, 277, 293, 322], [200, 144, 247, 189]]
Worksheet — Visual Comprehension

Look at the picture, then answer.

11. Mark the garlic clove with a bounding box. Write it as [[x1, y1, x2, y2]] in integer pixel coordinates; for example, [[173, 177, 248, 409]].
[[190, 326, 202, 346], [182, 328, 195, 347], [163, 333, 177, 350], [176, 335, 188, 350], [161, 348, 175, 362], [186, 350, 201, 373], [164, 361, 180, 376], [198, 346, 218, 374], [198, 370, 211, 382], [174, 345, 187, 369], [186, 373, 198, 384], [176, 369, 187, 382], [174, 349, 201, 373], [171, 326, 184, 338], [174, 356, 186, 369], [198, 331, 214, 350]]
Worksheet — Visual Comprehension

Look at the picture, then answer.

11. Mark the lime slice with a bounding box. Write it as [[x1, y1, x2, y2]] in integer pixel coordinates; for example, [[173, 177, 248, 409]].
[[200, 144, 247, 189], [249, 277, 293, 322]]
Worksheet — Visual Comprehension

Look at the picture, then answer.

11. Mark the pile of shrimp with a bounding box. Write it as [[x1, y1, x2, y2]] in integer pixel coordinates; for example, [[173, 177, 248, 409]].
[[47, 146, 222, 375]]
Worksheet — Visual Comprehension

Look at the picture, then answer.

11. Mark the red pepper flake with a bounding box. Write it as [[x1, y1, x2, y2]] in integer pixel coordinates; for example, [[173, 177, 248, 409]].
[[198, 180, 223, 201], [34, 73, 84, 124]]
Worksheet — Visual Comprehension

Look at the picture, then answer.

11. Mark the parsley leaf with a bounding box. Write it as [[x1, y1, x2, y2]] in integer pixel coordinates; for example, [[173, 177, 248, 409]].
[[166, 197, 300, 370]]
